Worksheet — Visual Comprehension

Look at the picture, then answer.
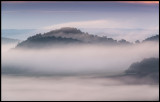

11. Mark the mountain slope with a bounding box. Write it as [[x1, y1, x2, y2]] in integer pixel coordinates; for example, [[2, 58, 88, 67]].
[[16, 27, 124, 49], [16, 34, 82, 49], [43, 27, 118, 44], [143, 35, 159, 42], [125, 57, 159, 83]]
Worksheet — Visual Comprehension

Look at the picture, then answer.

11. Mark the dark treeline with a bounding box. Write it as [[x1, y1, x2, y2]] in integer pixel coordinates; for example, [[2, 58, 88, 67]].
[[14, 27, 159, 49], [125, 57, 159, 83]]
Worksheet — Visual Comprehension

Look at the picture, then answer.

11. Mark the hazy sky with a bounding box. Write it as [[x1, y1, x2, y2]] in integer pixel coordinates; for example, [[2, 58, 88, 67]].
[[2, 1, 159, 30]]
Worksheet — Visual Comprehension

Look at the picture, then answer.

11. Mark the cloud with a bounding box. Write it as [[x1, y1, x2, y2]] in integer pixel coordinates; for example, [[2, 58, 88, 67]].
[[2, 42, 159, 76], [2, 38, 159, 101], [43, 19, 158, 30], [118, 1, 159, 4], [44, 20, 109, 29], [41, 19, 158, 42], [44, 19, 140, 30], [2, 76, 159, 101]]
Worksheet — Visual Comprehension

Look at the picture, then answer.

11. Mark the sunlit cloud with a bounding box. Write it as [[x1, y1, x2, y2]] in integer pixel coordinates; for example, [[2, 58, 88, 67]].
[[41, 19, 159, 42], [118, 1, 159, 4], [43, 20, 109, 29], [43, 19, 158, 30]]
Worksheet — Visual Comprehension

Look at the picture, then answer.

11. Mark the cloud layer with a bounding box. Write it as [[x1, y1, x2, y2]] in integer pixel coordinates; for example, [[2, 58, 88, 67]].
[[2, 76, 159, 101], [2, 42, 159, 75]]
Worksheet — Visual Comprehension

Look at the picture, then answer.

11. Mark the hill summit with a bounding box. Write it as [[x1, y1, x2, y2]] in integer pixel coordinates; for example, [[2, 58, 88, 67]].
[[16, 27, 159, 49]]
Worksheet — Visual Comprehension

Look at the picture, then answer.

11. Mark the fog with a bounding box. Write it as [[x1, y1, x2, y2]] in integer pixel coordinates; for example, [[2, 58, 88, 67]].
[[2, 42, 159, 75], [81, 28, 159, 42], [2, 76, 159, 101], [2, 42, 159, 101], [1, 43, 18, 52]]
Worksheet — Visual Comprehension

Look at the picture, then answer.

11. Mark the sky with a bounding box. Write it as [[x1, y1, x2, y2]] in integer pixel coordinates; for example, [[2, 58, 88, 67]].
[[1, 1, 159, 41]]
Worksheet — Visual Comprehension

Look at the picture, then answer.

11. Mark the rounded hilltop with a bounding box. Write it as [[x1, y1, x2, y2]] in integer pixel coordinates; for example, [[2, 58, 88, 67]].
[[46, 27, 83, 35], [15, 27, 159, 49]]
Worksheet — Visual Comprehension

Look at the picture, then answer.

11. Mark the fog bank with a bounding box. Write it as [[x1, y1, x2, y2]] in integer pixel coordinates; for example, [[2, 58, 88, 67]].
[[2, 42, 159, 75], [2, 76, 159, 101]]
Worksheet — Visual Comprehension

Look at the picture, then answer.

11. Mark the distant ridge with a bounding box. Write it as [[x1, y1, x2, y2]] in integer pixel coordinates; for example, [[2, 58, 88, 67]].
[[2, 37, 20, 44], [15, 27, 158, 49], [143, 35, 159, 42]]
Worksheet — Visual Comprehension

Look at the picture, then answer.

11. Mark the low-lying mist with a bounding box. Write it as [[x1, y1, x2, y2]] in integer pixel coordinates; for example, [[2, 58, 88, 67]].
[[2, 42, 159, 76], [2, 42, 159, 101], [2, 76, 159, 101]]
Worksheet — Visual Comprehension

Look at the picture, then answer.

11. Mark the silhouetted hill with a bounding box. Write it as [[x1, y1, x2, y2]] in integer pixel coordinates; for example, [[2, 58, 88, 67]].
[[117, 39, 131, 45], [15, 27, 133, 49], [45, 27, 83, 35], [143, 35, 159, 42], [16, 34, 81, 49], [125, 57, 159, 83], [43, 27, 119, 44]]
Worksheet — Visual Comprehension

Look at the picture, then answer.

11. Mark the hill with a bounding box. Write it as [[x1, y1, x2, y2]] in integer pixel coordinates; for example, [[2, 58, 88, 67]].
[[16, 27, 132, 49], [125, 57, 159, 83], [143, 35, 159, 42]]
